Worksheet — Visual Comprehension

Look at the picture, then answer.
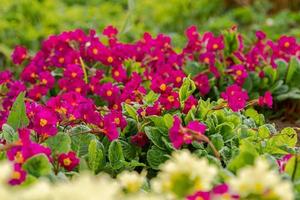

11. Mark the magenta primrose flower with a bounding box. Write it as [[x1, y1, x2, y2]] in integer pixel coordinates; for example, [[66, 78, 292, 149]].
[[169, 116, 207, 149], [221, 84, 249, 112], [258, 91, 273, 108], [58, 151, 80, 171], [9, 164, 27, 185], [11, 45, 28, 65]]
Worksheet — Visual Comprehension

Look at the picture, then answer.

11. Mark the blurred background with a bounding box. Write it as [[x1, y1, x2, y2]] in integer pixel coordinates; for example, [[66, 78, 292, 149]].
[[1, 0, 300, 67]]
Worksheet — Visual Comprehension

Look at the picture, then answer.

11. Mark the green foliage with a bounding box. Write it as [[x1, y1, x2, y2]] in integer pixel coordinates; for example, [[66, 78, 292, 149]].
[[23, 154, 52, 177], [45, 132, 71, 155], [6, 92, 29, 130], [1, 124, 18, 143], [87, 139, 105, 173], [108, 140, 125, 170]]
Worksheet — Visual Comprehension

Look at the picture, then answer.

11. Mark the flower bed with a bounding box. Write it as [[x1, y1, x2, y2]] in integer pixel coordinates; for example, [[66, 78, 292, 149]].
[[0, 26, 299, 199]]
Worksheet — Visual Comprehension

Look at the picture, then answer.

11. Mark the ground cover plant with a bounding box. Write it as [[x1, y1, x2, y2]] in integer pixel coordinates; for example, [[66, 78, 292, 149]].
[[0, 26, 300, 199]]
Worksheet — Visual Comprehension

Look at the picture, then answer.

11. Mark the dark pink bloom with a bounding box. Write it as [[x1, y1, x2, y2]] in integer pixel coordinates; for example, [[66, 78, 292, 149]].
[[38, 71, 55, 88], [11, 45, 28, 65], [33, 107, 58, 137], [221, 84, 249, 112], [27, 85, 49, 101], [278, 35, 297, 54], [101, 115, 119, 141], [9, 164, 27, 185], [206, 35, 224, 51], [194, 74, 210, 96], [159, 91, 180, 110], [212, 184, 239, 199], [0, 70, 12, 84], [277, 154, 292, 173], [169, 116, 206, 149], [64, 64, 84, 79], [103, 25, 118, 38], [98, 82, 120, 102], [131, 132, 149, 147], [229, 65, 248, 85], [58, 151, 80, 171], [186, 191, 210, 200], [258, 91, 273, 108], [183, 96, 198, 114]]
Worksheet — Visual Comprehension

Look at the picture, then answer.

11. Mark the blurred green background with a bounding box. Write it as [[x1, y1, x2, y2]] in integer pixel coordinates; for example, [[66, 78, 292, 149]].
[[1, 0, 300, 68]]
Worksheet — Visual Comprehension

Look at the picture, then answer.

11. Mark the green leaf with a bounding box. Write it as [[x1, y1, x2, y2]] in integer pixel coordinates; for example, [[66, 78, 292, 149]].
[[1, 124, 18, 143], [163, 114, 174, 129], [88, 139, 105, 173], [258, 125, 271, 139], [45, 132, 71, 154], [244, 108, 265, 126], [147, 146, 169, 170], [144, 126, 166, 150], [144, 90, 159, 105], [227, 140, 259, 172], [119, 140, 137, 160], [68, 125, 91, 135], [71, 133, 96, 157], [285, 155, 300, 181], [286, 57, 300, 87], [108, 140, 125, 170], [179, 76, 196, 103], [23, 154, 52, 177], [266, 127, 297, 154], [124, 104, 138, 121], [7, 92, 29, 130]]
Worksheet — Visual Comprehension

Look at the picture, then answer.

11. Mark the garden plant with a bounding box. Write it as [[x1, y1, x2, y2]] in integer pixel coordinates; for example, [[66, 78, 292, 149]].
[[0, 24, 300, 199]]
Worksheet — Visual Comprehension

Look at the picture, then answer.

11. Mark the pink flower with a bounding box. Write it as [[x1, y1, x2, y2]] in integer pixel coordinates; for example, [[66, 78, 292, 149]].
[[206, 35, 224, 51], [183, 96, 198, 114], [0, 70, 12, 84], [98, 82, 120, 102], [9, 164, 27, 185], [33, 107, 58, 137], [58, 151, 80, 171], [131, 132, 149, 147], [186, 191, 210, 200], [64, 64, 84, 79], [221, 84, 249, 112], [103, 25, 118, 38], [169, 116, 206, 149], [159, 91, 180, 110], [278, 35, 297, 54], [194, 74, 210, 96], [277, 154, 292, 172], [229, 65, 248, 85], [258, 91, 273, 108], [38, 71, 55, 88], [11, 45, 28, 65]]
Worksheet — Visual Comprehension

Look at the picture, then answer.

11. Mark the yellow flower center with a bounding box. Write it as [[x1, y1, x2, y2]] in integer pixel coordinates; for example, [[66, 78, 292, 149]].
[[63, 158, 72, 166], [58, 57, 65, 64], [71, 72, 77, 78], [168, 95, 175, 102], [106, 90, 113, 96], [284, 42, 290, 48], [175, 77, 182, 83], [92, 48, 98, 55], [75, 87, 82, 93], [14, 152, 24, 164], [204, 57, 210, 64], [41, 79, 47, 85], [40, 118, 48, 127], [236, 70, 242, 76], [107, 56, 114, 63], [114, 71, 120, 77], [12, 171, 21, 180], [160, 83, 167, 91], [114, 118, 120, 125], [213, 44, 219, 49]]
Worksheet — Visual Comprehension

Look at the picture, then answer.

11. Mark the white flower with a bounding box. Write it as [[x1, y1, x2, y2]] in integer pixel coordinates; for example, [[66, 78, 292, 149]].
[[152, 150, 218, 199], [117, 171, 146, 193], [229, 157, 294, 200]]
